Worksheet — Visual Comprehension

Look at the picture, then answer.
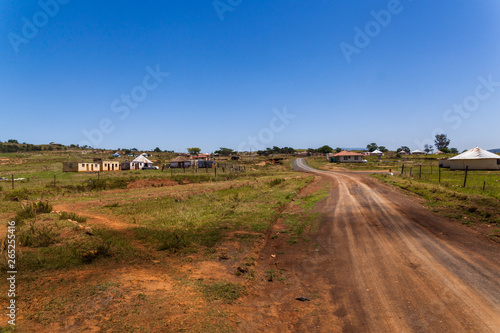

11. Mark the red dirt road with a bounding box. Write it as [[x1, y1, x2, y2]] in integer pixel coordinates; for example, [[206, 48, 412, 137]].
[[241, 159, 500, 332]]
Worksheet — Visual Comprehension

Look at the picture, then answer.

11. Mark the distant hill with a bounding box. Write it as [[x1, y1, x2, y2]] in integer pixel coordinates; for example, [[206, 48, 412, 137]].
[[488, 148, 500, 153]]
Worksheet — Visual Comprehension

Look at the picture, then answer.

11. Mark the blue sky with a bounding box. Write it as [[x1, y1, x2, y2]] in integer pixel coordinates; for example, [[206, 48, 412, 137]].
[[1, 0, 499, 152]]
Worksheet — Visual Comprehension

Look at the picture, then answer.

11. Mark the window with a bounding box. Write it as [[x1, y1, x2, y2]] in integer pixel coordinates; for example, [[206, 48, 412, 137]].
[[354, 156, 359, 160], [497, 159, 500, 165], [344, 156, 348, 160], [69, 163, 73, 168]]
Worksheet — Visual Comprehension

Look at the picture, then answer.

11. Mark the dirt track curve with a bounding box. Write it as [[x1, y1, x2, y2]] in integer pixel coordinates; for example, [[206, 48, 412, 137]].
[[247, 159, 500, 332]]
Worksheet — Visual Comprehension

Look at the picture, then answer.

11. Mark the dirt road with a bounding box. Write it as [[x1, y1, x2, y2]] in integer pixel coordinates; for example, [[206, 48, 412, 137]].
[[239, 159, 500, 332]]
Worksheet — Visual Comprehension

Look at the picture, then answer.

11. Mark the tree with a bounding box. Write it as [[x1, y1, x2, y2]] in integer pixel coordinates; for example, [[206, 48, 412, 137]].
[[154, 147, 162, 153], [215, 147, 234, 156], [440, 147, 451, 154], [424, 144, 434, 154], [378, 146, 388, 153], [450, 148, 458, 154], [434, 134, 450, 151], [7, 139, 18, 144], [317, 145, 333, 154], [366, 143, 378, 152], [187, 147, 201, 155], [335, 147, 342, 153], [397, 146, 410, 154]]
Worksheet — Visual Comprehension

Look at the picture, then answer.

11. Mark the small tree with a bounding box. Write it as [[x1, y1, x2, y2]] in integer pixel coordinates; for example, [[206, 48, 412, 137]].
[[366, 143, 378, 152], [434, 134, 450, 151], [378, 146, 388, 153], [450, 148, 458, 154], [215, 147, 234, 156], [187, 147, 201, 155], [397, 146, 410, 154], [440, 147, 451, 154], [335, 147, 342, 153], [154, 147, 162, 153], [424, 144, 434, 154], [317, 145, 333, 154]]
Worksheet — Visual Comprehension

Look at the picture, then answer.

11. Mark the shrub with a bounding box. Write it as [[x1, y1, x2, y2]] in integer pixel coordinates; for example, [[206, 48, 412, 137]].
[[19, 223, 59, 247], [59, 211, 87, 223], [269, 178, 285, 187], [14, 201, 52, 223], [79, 239, 111, 263], [4, 188, 30, 201]]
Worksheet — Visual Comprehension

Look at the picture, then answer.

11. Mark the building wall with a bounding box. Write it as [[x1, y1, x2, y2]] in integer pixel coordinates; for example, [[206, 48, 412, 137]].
[[336, 156, 364, 163], [100, 161, 120, 171], [449, 159, 500, 170], [63, 162, 101, 172]]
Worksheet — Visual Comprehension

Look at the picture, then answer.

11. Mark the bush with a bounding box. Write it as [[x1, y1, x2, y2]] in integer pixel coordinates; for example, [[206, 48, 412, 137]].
[[4, 188, 30, 201], [59, 211, 87, 223], [14, 201, 52, 223], [269, 178, 285, 187], [19, 223, 58, 247], [79, 239, 112, 263]]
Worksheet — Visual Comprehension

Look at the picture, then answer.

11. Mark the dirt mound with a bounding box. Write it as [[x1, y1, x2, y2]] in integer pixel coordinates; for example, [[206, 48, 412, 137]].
[[127, 178, 178, 189]]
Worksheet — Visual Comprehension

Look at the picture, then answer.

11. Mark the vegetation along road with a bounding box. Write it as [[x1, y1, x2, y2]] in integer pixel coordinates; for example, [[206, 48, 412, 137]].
[[291, 158, 500, 332]]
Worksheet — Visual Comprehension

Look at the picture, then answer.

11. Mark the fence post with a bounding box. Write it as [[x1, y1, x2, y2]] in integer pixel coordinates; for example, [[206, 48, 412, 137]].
[[483, 181, 486, 192], [439, 166, 441, 184], [11, 174, 14, 190], [463, 166, 469, 188], [54, 175, 56, 187], [401, 164, 404, 176], [419, 165, 422, 179], [214, 166, 217, 178], [410, 167, 413, 177]]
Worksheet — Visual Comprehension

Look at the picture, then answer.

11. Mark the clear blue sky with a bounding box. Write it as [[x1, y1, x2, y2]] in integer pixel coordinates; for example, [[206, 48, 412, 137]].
[[1, 0, 499, 152]]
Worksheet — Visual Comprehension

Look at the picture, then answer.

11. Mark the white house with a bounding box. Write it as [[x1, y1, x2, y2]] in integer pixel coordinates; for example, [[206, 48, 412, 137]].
[[411, 149, 425, 155], [371, 149, 384, 156], [447, 147, 500, 170], [122, 156, 154, 170]]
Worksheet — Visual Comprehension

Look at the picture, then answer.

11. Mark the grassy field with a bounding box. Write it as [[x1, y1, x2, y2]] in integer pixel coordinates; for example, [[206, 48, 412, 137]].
[[0, 151, 329, 332]]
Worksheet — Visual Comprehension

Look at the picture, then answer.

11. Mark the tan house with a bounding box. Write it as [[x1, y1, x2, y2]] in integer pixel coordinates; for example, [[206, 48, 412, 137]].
[[330, 151, 366, 163], [63, 162, 101, 172], [100, 161, 120, 171], [93, 158, 120, 171]]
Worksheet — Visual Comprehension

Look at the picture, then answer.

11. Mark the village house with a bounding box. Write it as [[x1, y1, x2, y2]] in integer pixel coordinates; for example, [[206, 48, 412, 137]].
[[447, 147, 500, 170], [330, 151, 366, 163], [169, 156, 192, 168], [121, 155, 154, 170], [62, 162, 100, 172]]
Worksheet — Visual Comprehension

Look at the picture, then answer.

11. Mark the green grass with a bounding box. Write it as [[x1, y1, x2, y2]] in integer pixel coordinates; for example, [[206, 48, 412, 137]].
[[98, 176, 311, 252], [374, 174, 500, 227], [281, 184, 329, 237], [198, 281, 247, 303]]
